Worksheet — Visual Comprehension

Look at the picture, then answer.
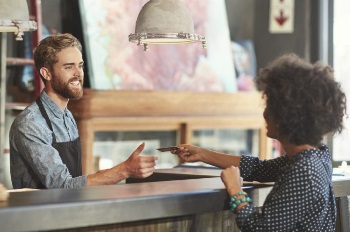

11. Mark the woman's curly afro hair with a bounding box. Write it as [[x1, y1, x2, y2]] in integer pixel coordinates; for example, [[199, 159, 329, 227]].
[[257, 53, 347, 146]]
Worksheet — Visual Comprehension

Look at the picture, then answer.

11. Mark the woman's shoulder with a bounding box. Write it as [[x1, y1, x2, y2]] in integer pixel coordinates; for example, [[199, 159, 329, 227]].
[[291, 145, 332, 178]]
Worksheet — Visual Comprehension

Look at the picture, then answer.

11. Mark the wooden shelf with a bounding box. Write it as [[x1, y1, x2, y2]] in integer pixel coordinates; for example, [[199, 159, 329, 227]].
[[69, 89, 265, 118], [6, 57, 34, 66], [5, 102, 28, 111]]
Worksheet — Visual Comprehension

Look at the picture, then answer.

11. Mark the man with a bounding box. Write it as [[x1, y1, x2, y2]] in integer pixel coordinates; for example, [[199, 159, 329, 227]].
[[10, 33, 157, 189]]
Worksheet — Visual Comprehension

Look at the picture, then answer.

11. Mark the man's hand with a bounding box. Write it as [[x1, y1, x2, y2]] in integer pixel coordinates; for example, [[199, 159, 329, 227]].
[[124, 142, 158, 178]]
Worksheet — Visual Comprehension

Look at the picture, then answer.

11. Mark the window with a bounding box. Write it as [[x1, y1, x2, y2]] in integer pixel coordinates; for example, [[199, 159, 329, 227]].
[[332, 0, 350, 162]]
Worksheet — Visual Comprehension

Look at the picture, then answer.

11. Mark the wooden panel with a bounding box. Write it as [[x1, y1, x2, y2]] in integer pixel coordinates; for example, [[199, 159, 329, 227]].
[[68, 89, 264, 118], [67, 90, 268, 174], [50, 211, 239, 232], [76, 119, 94, 174], [91, 117, 183, 131]]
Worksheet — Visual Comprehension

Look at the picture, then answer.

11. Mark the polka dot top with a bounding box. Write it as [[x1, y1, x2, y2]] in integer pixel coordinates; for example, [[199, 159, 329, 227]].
[[237, 144, 336, 232]]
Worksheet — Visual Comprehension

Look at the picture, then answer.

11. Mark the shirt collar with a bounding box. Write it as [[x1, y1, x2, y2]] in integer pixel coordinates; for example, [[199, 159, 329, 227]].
[[40, 90, 65, 119], [288, 144, 328, 161]]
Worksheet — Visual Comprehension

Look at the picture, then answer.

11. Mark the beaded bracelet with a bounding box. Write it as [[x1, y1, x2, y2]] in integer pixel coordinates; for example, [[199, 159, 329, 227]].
[[229, 191, 247, 202], [229, 191, 246, 209], [229, 192, 252, 213]]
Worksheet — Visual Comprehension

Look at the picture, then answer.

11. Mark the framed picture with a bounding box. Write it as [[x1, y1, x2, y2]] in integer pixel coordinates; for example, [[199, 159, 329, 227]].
[[232, 40, 257, 91], [79, 0, 237, 92]]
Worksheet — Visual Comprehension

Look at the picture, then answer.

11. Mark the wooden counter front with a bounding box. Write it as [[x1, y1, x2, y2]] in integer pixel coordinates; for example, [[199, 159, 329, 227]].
[[0, 177, 267, 232], [0, 168, 349, 232]]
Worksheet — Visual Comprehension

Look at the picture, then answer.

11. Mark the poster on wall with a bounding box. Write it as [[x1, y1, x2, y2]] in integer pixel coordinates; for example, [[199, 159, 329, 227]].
[[231, 40, 257, 91], [79, 0, 237, 92], [269, 0, 295, 33]]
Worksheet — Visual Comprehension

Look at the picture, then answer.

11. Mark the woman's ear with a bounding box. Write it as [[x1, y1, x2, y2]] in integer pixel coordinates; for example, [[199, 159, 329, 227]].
[[39, 67, 51, 81]]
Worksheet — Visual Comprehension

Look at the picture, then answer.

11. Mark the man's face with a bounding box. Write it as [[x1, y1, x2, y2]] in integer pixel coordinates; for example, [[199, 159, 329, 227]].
[[50, 47, 84, 99]]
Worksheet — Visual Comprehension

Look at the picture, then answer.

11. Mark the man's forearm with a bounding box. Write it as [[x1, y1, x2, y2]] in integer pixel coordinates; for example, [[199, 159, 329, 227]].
[[86, 162, 129, 186]]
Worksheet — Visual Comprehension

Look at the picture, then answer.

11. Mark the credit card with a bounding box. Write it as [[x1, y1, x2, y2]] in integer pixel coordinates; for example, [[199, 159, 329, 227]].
[[156, 146, 178, 152]]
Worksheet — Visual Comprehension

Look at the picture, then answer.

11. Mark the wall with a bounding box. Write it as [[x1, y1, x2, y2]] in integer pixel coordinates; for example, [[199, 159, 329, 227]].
[[225, 0, 321, 71], [57, 0, 323, 87]]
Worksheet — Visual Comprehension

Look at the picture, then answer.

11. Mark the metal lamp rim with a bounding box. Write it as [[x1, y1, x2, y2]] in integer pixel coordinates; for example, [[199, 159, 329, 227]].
[[129, 32, 206, 44]]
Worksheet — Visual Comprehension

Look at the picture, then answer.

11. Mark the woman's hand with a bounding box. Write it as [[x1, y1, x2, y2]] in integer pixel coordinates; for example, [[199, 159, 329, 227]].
[[221, 166, 242, 197], [171, 144, 205, 163]]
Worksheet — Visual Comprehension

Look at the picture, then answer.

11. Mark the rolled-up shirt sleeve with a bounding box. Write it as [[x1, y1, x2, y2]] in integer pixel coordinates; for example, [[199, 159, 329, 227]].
[[10, 111, 86, 189], [235, 149, 335, 231], [240, 155, 288, 182], [236, 158, 314, 231]]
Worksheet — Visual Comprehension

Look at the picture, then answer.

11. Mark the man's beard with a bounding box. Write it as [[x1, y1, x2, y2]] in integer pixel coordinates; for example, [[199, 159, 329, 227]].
[[51, 76, 84, 100]]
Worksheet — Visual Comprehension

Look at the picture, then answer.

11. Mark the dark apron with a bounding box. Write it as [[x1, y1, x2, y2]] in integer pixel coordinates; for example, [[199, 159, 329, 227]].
[[36, 98, 82, 178]]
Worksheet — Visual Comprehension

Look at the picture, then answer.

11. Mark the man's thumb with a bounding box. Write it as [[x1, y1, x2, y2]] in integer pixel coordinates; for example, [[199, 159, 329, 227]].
[[131, 142, 145, 156]]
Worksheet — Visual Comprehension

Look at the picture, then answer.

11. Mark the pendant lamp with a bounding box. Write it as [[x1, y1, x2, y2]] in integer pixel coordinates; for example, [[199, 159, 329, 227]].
[[0, 0, 37, 40], [129, 0, 206, 51]]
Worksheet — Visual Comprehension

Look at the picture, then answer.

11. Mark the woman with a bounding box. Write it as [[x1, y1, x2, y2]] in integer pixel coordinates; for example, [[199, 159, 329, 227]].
[[173, 53, 347, 231]]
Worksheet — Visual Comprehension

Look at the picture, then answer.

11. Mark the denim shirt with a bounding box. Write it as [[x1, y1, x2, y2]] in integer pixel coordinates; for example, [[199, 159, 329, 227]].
[[10, 91, 87, 189]]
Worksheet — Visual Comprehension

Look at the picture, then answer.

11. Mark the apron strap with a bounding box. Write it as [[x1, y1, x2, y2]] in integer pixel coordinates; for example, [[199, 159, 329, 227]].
[[36, 98, 57, 143]]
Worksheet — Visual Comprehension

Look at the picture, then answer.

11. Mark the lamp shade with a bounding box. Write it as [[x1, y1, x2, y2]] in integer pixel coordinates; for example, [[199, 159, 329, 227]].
[[129, 0, 206, 51], [0, 0, 37, 40]]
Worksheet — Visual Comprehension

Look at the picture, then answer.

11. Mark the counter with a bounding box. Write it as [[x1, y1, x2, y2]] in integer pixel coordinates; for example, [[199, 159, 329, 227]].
[[0, 168, 349, 232]]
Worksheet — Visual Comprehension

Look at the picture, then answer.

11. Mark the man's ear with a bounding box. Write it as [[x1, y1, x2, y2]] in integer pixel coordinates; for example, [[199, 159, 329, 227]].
[[39, 67, 52, 81]]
